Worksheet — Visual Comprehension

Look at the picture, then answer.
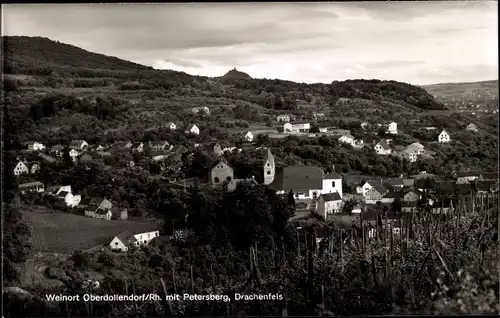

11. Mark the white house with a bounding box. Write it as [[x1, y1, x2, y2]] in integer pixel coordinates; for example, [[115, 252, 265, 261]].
[[191, 107, 210, 115], [319, 127, 328, 133], [70, 140, 89, 150], [465, 123, 478, 132], [316, 192, 342, 219], [185, 124, 200, 135], [400, 149, 418, 163], [384, 121, 398, 135], [13, 160, 29, 175], [438, 129, 451, 143], [165, 122, 176, 130], [283, 121, 311, 133], [406, 142, 424, 155], [338, 134, 355, 146], [276, 114, 291, 123], [244, 131, 254, 142], [374, 140, 392, 155], [56, 191, 81, 208], [109, 230, 160, 252], [23, 141, 45, 151]]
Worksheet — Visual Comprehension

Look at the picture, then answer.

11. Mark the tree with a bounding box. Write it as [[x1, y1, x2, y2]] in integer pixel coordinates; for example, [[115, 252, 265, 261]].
[[287, 189, 296, 208]]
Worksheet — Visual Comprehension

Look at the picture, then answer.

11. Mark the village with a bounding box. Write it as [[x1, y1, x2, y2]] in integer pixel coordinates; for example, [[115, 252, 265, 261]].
[[12, 110, 499, 253]]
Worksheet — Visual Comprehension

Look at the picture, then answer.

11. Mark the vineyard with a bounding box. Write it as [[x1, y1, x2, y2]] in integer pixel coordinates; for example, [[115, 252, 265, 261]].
[[23, 207, 160, 254]]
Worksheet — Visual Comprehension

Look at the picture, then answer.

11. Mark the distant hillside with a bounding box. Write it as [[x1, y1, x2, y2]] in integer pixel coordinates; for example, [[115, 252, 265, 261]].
[[221, 68, 253, 81], [3, 36, 153, 72], [422, 80, 498, 111]]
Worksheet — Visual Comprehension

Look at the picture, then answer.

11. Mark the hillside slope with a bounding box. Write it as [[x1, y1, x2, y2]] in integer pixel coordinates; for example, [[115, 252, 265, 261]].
[[422, 80, 498, 111], [221, 68, 253, 80]]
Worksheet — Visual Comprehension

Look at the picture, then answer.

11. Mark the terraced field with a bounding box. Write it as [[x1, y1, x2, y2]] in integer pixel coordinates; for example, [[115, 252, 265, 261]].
[[24, 207, 161, 254]]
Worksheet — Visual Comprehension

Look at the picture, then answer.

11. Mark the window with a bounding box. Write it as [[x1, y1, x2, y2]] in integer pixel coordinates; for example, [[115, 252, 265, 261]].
[[331, 181, 336, 187], [214, 177, 220, 183], [148, 234, 150, 238], [312, 192, 317, 199], [267, 171, 271, 175], [226, 176, 232, 181], [267, 163, 270, 167], [115, 242, 118, 245], [140, 235, 143, 239]]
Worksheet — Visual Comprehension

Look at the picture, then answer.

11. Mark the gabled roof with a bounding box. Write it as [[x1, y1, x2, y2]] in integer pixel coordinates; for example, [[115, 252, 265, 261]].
[[70, 140, 87, 148], [408, 142, 424, 149], [131, 142, 143, 148], [186, 124, 198, 130], [382, 190, 402, 199], [57, 191, 69, 198], [51, 144, 64, 151], [366, 181, 388, 194], [439, 129, 449, 134], [319, 192, 341, 201], [324, 171, 341, 179], [386, 178, 404, 187], [375, 140, 390, 150], [264, 148, 275, 166], [115, 232, 137, 244], [269, 166, 323, 191], [339, 134, 354, 140], [95, 207, 110, 215], [150, 140, 169, 147]]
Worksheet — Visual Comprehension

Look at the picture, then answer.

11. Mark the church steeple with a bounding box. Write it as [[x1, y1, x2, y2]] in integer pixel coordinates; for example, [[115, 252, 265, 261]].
[[263, 148, 275, 185]]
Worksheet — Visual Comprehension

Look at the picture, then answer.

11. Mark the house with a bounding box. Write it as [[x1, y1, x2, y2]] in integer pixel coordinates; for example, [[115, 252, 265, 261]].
[[384, 121, 398, 135], [455, 171, 481, 184], [110, 230, 160, 252], [360, 122, 369, 129], [78, 152, 95, 164], [165, 122, 177, 130], [94, 208, 112, 220], [319, 127, 328, 133], [13, 160, 29, 175], [276, 114, 291, 123], [465, 123, 479, 132], [480, 171, 499, 182], [269, 166, 324, 200], [23, 141, 45, 152], [185, 124, 200, 135], [364, 184, 389, 204], [151, 151, 170, 162], [209, 159, 234, 185], [316, 192, 342, 219], [112, 140, 132, 149], [244, 131, 254, 142], [56, 191, 81, 208], [381, 190, 402, 204], [69, 140, 89, 150], [130, 142, 144, 153], [402, 189, 422, 203], [191, 106, 210, 115], [351, 205, 362, 214], [406, 142, 425, 155], [438, 129, 451, 143], [50, 144, 64, 157], [283, 121, 311, 133], [374, 140, 392, 155], [111, 207, 128, 220], [399, 149, 418, 163], [18, 181, 45, 194], [83, 198, 113, 218], [386, 178, 405, 189], [312, 112, 325, 120], [338, 134, 355, 146], [149, 141, 170, 152]]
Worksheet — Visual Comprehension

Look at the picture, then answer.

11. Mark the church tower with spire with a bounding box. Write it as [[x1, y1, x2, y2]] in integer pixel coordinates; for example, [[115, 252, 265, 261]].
[[263, 148, 275, 185]]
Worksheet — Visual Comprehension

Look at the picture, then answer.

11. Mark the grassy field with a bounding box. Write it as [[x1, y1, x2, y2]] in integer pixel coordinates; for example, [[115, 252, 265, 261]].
[[24, 206, 161, 254]]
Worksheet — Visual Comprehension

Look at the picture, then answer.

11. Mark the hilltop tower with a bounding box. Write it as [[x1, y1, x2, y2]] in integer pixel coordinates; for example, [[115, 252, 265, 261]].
[[263, 148, 275, 185]]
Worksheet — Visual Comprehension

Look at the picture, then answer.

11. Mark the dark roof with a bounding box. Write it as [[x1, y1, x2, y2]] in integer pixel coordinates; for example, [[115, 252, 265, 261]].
[[131, 142, 143, 148], [58, 191, 69, 198], [290, 121, 310, 125], [319, 192, 341, 201], [382, 190, 402, 199], [367, 180, 389, 194], [456, 170, 481, 178], [95, 208, 109, 215], [186, 124, 197, 130], [403, 178, 415, 187], [324, 171, 341, 179], [269, 166, 323, 191], [70, 140, 86, 148], [51, 144, 64, 151], [116, 232, 137, 244], [403, 188, 422, 196], [386, 178, 404, 187], [481, 172, 499, 180], [376, 140, 390, 150]]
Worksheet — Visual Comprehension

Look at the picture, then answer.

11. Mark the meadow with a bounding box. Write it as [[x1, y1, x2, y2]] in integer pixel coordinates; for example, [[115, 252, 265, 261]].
[[24, 206, 160, 254]]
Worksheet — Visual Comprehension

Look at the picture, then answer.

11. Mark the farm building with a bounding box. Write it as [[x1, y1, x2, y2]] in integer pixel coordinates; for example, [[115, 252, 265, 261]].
[[244, 131, 254, 142], [83, 198, 113, 218], [19, 181, 45, 194], [110, 230, 160, 252], [185, 124, 200, 135]]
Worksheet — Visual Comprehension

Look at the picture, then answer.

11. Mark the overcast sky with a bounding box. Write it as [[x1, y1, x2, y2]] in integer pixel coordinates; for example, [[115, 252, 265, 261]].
[[3, 2, 498, 85]]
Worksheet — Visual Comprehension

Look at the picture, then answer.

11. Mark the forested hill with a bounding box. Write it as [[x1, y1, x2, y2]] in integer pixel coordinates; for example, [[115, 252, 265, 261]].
[[3, 36, 445, 111]]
